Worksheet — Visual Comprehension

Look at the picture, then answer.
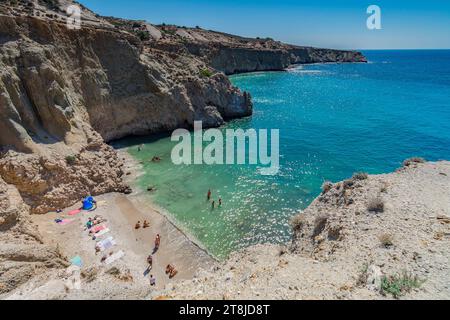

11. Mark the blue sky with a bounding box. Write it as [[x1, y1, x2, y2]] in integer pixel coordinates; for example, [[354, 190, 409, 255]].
[[78, 0, 450, 49]]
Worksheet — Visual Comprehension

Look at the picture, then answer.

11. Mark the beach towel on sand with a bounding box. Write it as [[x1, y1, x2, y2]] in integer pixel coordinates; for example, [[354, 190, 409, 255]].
[[70, 256, 83, 267], [57, 219, 74, 225], [68, 209, 82, 216], [96, 236, 116, 252], [92, 225, 106, 233], [104, 250, 124, 265], [93, 228, 110, 238]]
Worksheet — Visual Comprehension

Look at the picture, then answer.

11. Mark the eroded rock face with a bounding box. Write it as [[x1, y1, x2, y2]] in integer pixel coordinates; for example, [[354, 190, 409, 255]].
[[206, 46, 367, 75], [0, 177, 68, 295], [0, 13, 253, 146], [0, 7, 252, 214], [0, 141, 126, 214], [148, 27, 366, 75]]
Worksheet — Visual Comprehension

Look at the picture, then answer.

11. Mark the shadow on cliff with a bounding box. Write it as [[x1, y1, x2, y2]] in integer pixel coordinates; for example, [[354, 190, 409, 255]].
[[110, 132, 173, 149]]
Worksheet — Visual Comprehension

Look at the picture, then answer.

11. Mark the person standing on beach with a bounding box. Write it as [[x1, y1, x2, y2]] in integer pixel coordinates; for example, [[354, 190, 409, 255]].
[[207, 189, 212, 200], [154, 234, 161, 252], [147, 255, 153, 268], [149, 274, 156, 286]]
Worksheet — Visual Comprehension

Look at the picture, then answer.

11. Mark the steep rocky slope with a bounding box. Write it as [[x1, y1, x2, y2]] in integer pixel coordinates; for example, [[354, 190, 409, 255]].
[[0, 0, 253, 214], [0, 177, 68, 294], [152, 161, 450, 299], [106, 18, 367, 75]]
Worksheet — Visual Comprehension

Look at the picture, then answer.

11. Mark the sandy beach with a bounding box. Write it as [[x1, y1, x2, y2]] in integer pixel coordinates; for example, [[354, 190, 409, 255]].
[[24, 148, 214, 298]]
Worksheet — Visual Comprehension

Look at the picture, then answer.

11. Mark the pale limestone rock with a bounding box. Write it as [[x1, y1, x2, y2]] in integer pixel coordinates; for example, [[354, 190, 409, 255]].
[[366, 265, 383, 291]]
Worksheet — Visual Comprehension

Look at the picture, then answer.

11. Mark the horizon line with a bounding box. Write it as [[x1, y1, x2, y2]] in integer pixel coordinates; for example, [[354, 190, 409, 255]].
[[357, 48, 450, 51]]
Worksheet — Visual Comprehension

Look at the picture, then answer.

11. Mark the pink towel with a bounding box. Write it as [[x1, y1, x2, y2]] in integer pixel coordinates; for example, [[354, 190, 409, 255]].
[[59, 219, 74, 225], [93, 225, 106, 233], [68, 209, 82, 216]]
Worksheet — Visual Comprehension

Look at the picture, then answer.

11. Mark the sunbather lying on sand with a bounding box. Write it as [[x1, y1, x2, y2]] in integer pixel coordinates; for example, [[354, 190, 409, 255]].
[[170, 269, 178, 278], [165, 264, 178, 278], [100, 251, 114, 263], [85, 215, 107, 230]]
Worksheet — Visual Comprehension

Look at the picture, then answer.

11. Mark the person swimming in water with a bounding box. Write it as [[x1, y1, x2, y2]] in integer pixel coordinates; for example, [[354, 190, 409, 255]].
[[211, 200, 215, 210], [218, 198, 222, 207], [207, 189, 211, 200]]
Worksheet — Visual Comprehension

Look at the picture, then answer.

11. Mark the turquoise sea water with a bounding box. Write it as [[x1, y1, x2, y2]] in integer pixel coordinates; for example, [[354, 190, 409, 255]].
[[117, 50, 450, 259]]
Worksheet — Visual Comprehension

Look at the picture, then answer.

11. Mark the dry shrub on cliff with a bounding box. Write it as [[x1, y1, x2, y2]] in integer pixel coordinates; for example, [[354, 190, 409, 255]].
[[321, 181, 333, 194], [352, 172, 368, 181], [278, 245, 288, 256], [106, 267, 133, 282], [81, 267, 99, 283], [380, 182, 389, 193], [313, 215, 328, 237], [341, 172, 368, 191], [403, 157, 426, 167], [65, 155, 76, 165], [135, 30, 150, 41], [367, 196, 384, 213], [357, 263, 370, 286], [200, 68, 214, 78], [40, 0, 59, 10], [378, 233, 394, 248], [342, 179, 354, 189], [290, 214, 306, 232]]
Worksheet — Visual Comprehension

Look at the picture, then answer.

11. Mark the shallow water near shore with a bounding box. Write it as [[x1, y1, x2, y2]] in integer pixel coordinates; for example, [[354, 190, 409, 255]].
[[115, 50, 450, 259]]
